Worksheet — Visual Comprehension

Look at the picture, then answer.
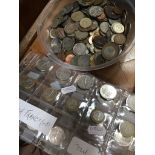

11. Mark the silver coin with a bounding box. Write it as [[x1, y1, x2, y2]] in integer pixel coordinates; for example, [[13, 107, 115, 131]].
[[126, 94, 135, 111], [90, 109, 104, 124], [73, 43, 88, 55], [48, 126, 66, 145], [100, 22, 109, 33], [77, 75, 95, 90], [100, 84, 117, 100], [89, 6, 103, 17], [62, 37, 75, 51], [51, 38, 62, 54], [65, 97, 79, 112], [56, 68, 72, 81], [119, 121, 135, 138], [75, 30, 89, 41]]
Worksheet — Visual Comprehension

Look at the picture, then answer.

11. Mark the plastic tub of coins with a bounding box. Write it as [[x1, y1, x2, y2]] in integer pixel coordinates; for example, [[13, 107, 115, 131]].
[[38, 0, 135, 71]]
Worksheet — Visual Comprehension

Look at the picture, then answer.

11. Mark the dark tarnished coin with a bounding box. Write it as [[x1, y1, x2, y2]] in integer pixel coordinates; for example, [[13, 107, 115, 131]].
[[100, 22, 109, 34], [21, 78, 35, 91], [78, 0, 95, 6], [113, 6, 123, 15], [104, 6, 121, 20], [93, 0, 104, 5], [111, 22, 124, 33], [97, 12, 107, 22], [89, 6, 103, 17], [94, 47, 102, 53], [62, 3, 74, 15], [106, 29, 113, 41], [102, 42, 119, 60], [77, 75, 95, 90], [90, 109, 104, 124], [90, 20, 99, 31], [56, 68, 72, 81], [108, 18, 121, 25], [71, 55, 79, 65], [75, 30, 89, 41], [93, 35, 107, 49], [80, 18, 92, 29], [120, 121, 135, 138], [73, 43, 88, 55], [55, 28, 66, 39], [71, 11, 85, 22], [62, 17, 72, 27], [78, 55, 90, 67], [114, 34, 126, 45], [72, 1, 80, 12], [62, 37, 75, 51], [94, 53, 105, 65], [49, 28, 57, 39], [51, 38, 62, 54], [65, 97, 79, 112], [36, 58, 51, 72], [42, 87, 58, 103], [64, 23, 77, 35]]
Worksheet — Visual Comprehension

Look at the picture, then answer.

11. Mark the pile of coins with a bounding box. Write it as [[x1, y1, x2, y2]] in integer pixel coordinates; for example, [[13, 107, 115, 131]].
[[49, 0, 128, 67]]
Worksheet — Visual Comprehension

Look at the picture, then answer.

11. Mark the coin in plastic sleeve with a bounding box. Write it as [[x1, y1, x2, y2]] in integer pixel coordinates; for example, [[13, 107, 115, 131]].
[[65, 97, 79, 112], [48, 126, 66, 145], [21, 78, 36, 91], [100, 84, 117, 100], [56, 68, 72, 81], [36, 59, 51, 72], [90, 109, 105, 124]]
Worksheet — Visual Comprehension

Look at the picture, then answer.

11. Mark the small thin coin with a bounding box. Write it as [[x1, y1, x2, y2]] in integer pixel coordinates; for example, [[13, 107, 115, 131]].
[[126, 94, 135, 111], [100, 22, 109, 33], [89, 6, 103, 17], [48, 126, 66, 145], [73, 43, 87, 55], [65, 97, 79, 112], [51, 38, 62, 54], [56, 68, 72, 81], [77, 75, 95, 90], [80, 18, 92, 29], [100, 84, 117, 100], [114, 34, 126, 45], [101, 42, 119, 60], [75, 30, 88, 41], [62, 37, 75, 51], [42, 87, 58, 103], [90, 109, 104, 124], [111, 22, 124, 33], [120, 121, 135, 138], [71, 11, 85, 22]]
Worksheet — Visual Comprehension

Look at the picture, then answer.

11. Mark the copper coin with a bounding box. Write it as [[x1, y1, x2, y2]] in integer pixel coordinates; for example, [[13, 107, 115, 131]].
[[113, 6, 123, 15], [97, 12, 107, 22], [65, 54, 75, 64], [101, 42, 119, 60], [114, 34, 126, 45]]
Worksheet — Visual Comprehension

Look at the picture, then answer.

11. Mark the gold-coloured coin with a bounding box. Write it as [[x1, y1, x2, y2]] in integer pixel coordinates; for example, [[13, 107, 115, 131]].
[[71, 11, 85, 22], [80, 18, 92, 29]]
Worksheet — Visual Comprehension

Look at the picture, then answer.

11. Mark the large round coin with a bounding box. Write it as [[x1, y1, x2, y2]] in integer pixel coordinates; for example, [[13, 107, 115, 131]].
[[111, 22, 124, 33], [101, 42, 119, 60], [80, 18, 92, 29], [75, 30, 88, 41], [64, 23, 77, 34], [77, 75, 94, 90], [114, 34, 126, 45], [62, 37, 75, 51], [90, 109, 104, 124], [71, 11, 85, 22], [65, 97, 79, 112], [89, 6, 103, 17], [100, 22, 109, 33], [78, 55, 90, 67], [42, 87, 58, 103], [126, 94, 135, 111], [48, 126, 66, 145], [21, 78, 35, 91], [100, 84, 117, 100], [73, 43, 88, 55], [120, 121, 135, 138], [56, 68, 72, 81]]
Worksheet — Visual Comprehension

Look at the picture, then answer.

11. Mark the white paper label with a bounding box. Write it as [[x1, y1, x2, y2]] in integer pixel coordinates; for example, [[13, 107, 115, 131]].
[[61, 85, 76, 94], [88, 126, 106, 136], [67, 137, 100, 155], [27, 71, 40, 80], [19, 99, 57, 135]]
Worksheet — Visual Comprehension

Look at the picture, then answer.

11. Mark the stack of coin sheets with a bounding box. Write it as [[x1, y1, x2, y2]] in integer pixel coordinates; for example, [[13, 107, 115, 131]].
[[19, 52, 135, 155]]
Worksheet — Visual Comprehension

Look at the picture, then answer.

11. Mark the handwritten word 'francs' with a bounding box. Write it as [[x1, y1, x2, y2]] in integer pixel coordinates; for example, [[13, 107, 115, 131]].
[[20, 109, 50, 127]]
